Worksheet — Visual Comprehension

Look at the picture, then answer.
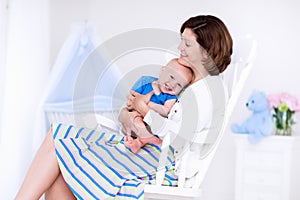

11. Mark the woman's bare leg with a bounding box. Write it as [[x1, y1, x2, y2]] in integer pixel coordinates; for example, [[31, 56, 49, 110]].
[[45, 173, 76, 200], [15, 130, 60, 200]]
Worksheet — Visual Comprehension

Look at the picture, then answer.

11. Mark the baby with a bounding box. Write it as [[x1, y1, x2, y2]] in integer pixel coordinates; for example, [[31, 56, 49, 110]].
[[121, 58, 193, 153]]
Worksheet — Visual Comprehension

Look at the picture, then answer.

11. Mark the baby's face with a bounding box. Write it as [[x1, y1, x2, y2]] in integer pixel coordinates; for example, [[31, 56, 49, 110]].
[[158, 59, 192, 95]]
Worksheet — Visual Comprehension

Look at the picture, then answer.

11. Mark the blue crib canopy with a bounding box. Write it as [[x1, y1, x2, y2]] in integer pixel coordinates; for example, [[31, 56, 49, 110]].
[[43, 22, 122, 113]]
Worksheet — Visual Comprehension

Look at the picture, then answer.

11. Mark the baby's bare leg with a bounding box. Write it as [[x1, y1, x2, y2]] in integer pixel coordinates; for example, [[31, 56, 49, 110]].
[[139, 136, 162, 145], [135, 117, 162, 144], [125, 116, 161, 153], [134, 116, 153, 139]]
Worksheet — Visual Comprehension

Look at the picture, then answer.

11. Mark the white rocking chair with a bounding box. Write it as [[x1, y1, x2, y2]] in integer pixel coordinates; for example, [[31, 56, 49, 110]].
[[143, 36, 257, 199], [45, 35, 257, 200]]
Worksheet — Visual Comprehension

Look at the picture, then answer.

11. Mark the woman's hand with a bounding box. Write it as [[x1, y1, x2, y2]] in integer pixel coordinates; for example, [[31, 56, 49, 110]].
[[127, 90, 153, 117]]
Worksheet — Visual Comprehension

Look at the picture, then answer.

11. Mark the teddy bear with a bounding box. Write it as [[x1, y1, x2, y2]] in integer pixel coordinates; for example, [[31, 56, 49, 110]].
[[231, 90, 273, 143]]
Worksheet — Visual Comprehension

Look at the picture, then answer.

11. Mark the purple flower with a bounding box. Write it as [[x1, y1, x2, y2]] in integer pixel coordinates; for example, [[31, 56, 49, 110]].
[[267, 94, 280, 109], [267, 92, 300, 112], [278, 92, 300, 112]]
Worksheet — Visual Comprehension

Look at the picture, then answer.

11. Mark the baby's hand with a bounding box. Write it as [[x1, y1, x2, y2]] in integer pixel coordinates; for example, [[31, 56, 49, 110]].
[[127, 90, 154, 116]]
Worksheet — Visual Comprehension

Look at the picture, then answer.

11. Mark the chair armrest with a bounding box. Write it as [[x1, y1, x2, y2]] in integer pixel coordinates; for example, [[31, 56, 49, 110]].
[[155, 131, 171, 185], [177, 141, 190, 187], [95, 113, 120, 132]]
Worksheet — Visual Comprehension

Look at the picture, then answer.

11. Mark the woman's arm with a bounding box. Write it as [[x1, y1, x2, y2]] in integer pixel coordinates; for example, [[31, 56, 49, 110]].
[[127, 90, 182, 138], [148, 99, 176, 117]]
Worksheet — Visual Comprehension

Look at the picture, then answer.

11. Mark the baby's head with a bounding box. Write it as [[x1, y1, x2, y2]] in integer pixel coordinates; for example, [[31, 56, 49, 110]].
[[158, 58, 193, 95]]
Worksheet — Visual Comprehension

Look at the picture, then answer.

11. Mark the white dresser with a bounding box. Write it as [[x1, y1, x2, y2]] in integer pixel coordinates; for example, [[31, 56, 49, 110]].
[[234, 134, 300, 200]]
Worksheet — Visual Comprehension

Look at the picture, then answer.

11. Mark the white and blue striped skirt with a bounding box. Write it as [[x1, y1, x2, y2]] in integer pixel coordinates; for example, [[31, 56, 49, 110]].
[[52, 123, 178, 199]]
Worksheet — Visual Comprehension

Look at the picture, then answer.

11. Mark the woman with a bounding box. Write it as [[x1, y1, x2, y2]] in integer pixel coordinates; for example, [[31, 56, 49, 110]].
[[15, 15, 232, 200]]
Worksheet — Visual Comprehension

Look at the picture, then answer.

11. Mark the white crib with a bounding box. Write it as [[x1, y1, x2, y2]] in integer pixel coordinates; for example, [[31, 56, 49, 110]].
[[44, 36, 257, 200]]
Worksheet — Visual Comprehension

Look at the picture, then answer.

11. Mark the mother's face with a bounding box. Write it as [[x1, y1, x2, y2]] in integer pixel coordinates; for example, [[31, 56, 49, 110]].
[[178, 28, 205, 67]]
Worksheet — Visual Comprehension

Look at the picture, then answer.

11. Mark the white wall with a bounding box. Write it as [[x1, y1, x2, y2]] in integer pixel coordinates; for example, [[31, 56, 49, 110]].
[[48, 0, 300, 200], [50, 0, 300, 112], [0, 0, 50, 199], [0, 0, 8, 136]]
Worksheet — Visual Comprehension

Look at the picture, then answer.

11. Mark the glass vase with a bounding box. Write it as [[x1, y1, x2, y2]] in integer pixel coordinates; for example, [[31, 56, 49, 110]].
[[274, 110, 294, 136]]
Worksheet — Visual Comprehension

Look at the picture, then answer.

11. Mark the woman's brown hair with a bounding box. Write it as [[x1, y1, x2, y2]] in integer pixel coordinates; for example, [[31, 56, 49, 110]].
[[180, 15, 233, 75]]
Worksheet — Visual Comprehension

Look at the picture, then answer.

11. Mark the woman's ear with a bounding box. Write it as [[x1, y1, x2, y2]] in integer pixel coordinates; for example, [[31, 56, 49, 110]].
[[201, 49, 214, 67]]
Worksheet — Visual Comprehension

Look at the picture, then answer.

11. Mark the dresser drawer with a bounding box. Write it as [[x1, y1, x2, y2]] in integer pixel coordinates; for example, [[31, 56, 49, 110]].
[[242, 190, 281, 200], [234, 135, 300, 200], [243, 151, 283, 171], [243, 170, 282, 186]]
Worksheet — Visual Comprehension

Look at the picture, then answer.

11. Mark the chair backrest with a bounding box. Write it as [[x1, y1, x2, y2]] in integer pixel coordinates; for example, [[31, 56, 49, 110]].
[[155, 35, 257, 189], [222, 35, 257, 103], [192, 35, 257, 188]]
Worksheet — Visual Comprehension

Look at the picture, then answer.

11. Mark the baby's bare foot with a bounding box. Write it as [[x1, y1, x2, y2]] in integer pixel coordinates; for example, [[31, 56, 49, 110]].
[[127, 138, 143, 153], [140, 136, 162, 145], [124, 136, 133, 147]]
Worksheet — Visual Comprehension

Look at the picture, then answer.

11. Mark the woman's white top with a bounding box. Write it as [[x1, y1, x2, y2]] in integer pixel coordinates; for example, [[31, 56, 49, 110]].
[[143, 75, 227, 179]]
